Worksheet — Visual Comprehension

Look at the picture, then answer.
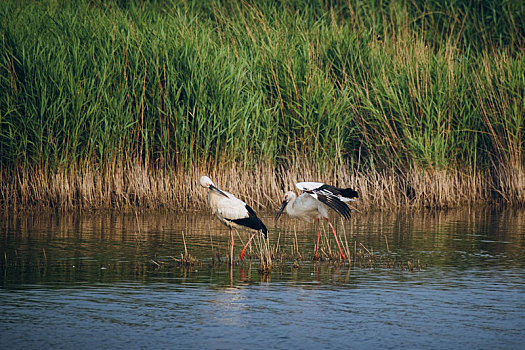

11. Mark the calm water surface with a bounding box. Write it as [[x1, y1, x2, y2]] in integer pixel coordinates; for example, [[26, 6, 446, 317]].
[[1, 208, 524, 349]]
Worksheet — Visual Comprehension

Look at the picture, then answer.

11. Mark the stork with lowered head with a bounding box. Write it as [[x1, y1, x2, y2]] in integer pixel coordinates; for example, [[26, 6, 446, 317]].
[[276, 181, 358, 261], [199, 176, 268, 265]]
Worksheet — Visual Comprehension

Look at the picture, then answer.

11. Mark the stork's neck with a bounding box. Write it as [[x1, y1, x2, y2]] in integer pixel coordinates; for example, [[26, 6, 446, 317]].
[[207, 188, 223, 212], [286, 194, 298, 215]]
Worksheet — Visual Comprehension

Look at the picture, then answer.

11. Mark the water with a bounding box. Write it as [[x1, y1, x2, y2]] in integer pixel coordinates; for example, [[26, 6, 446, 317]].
[[1, 208, 524, 349]]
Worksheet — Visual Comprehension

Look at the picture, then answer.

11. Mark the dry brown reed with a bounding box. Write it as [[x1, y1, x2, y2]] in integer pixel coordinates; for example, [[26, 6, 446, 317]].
[[256, 236, 273, 274], [1, 158, 524, 212]]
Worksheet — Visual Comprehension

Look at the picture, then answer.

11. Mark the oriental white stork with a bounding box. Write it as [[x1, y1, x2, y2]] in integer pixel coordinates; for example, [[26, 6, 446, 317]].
[[199, 176, 268, 265], [275, 182, 358, 261]]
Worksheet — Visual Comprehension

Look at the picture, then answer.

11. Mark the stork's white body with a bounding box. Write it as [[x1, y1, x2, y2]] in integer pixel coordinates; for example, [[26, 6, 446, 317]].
[[206, 188, 253, 231], [281, 191, 330, 222]]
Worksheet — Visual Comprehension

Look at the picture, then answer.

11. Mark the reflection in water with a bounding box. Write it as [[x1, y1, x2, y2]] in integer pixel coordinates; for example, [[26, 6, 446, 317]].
[[0, 208, 524, 348], [1, 208, 524, 286]]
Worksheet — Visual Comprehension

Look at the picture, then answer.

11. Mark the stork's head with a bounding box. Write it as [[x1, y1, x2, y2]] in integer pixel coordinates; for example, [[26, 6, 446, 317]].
[[199, 176, 214, 188], [199, 176, 228, 198], [275, 191, 296, 222]]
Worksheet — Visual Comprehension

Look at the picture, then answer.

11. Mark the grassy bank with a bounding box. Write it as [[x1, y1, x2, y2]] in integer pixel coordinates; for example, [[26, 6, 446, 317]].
[[1, 0, 524, 210]]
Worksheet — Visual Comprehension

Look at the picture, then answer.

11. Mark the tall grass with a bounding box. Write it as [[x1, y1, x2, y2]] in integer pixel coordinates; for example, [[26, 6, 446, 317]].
[[0, 0, 524, 209]]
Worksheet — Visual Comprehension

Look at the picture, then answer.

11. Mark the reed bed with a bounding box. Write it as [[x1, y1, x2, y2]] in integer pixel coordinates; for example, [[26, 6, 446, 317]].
[[1, 159, 523, 211], [1, 0, 524, 210]]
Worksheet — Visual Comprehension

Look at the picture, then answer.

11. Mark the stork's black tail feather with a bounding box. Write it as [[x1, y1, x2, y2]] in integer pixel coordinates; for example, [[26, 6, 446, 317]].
[[228, 204, 268, 238], [339, 187, 359, 199]]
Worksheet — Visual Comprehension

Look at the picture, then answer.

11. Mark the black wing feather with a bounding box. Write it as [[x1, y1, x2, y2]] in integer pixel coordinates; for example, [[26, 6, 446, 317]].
[[227, 204, 268, 238], [309, 191, 352, 220], [316, 184, 359, 199]]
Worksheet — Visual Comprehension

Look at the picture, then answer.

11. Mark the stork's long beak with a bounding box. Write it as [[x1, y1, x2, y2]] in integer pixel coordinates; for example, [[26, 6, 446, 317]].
[[275, 200, 289, 222], [210, 185, 228, 198]]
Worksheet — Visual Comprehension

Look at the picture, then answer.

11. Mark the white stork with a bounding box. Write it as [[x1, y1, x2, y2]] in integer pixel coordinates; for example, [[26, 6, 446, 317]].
[[275, 182, 358, 261], [199, 176, 268, 265]]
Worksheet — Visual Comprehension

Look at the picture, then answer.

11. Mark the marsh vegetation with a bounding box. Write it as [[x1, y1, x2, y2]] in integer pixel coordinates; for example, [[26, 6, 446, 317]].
[[1, 0, 524, 210]]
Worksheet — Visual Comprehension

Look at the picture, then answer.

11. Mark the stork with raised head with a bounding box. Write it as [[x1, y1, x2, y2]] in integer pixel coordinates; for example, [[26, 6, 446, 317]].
[[275, 182, 358, 261], [199, 176, 268, 265]]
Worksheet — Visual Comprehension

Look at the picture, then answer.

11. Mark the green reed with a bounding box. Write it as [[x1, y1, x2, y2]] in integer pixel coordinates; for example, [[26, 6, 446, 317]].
[[0, 0, 524, 207]]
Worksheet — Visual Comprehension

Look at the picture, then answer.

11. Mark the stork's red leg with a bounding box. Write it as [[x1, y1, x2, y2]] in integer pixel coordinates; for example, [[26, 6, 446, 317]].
[[240, 233, 256, 263], [229, 228, 234, 266], [326, 218, 347, 261], [315, 218, 321, 260]]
